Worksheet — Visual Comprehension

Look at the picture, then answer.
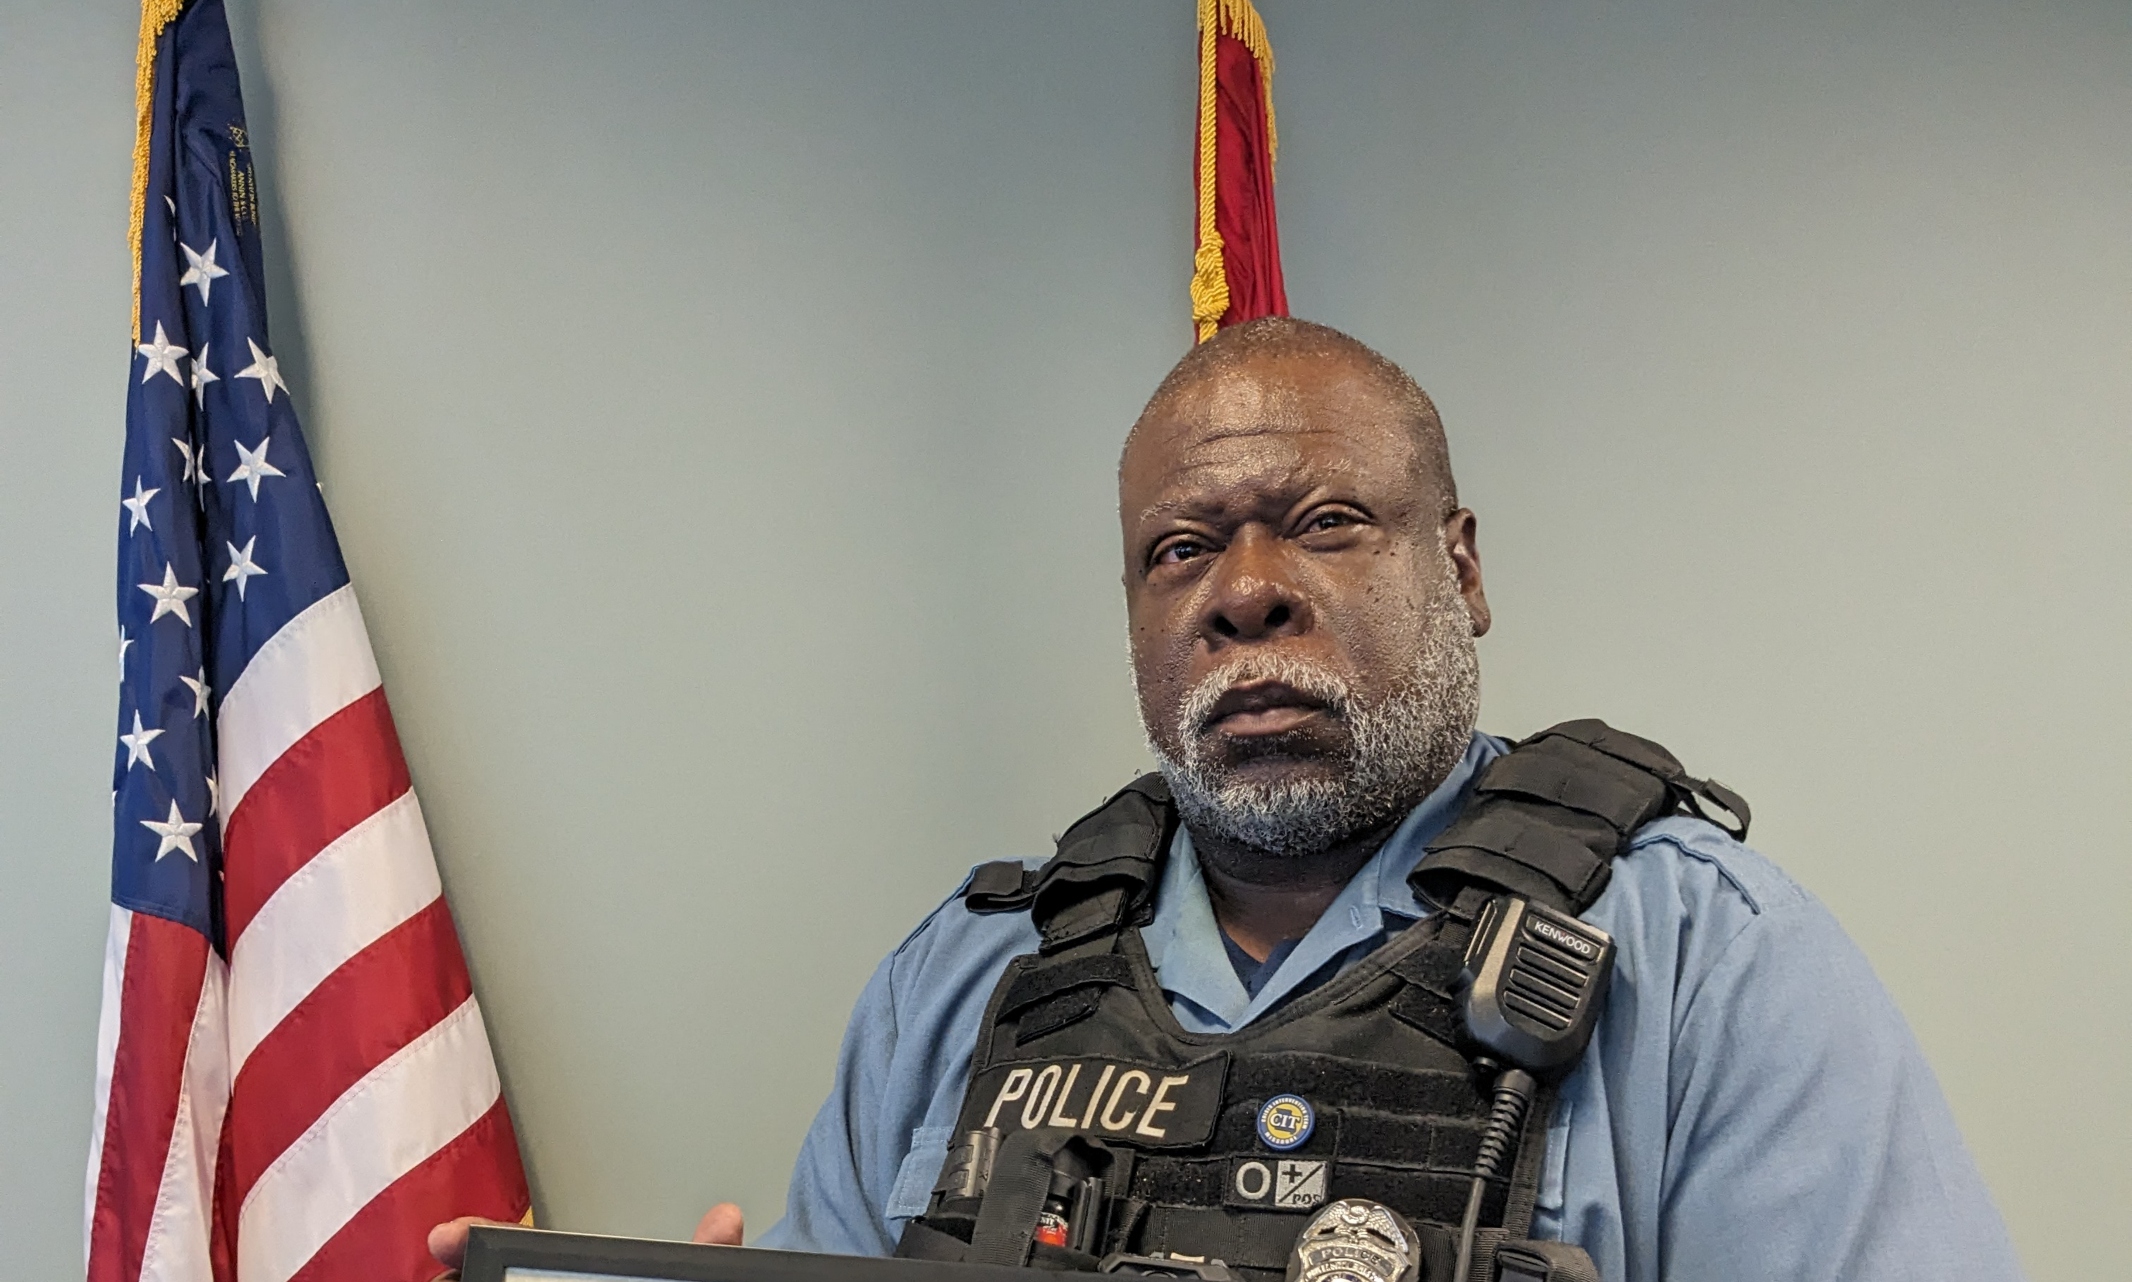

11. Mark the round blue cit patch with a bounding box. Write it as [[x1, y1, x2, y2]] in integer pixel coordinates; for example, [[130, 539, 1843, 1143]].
[[1256, 1094, 1315, 1151]]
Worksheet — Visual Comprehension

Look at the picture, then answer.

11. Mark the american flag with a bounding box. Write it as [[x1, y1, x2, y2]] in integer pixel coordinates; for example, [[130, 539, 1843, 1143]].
[[87, 3, 531, 1280]]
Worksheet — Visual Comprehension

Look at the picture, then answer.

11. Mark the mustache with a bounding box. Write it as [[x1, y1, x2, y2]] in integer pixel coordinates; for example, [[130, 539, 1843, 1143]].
[[1178, 653, 1356, 736]]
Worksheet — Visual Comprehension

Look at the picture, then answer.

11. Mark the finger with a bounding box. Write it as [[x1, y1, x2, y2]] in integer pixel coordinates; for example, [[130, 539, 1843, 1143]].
[[692, 1202, 745, 1246], [428, 1216, 508, 1269]]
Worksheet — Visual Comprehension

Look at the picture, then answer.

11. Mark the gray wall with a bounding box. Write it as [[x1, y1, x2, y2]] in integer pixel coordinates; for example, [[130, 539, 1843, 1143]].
[[3, 2, 2125, 1278]]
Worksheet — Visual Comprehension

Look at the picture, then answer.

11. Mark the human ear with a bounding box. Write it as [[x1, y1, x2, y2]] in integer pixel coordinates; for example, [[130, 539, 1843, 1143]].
[[1443, 509, 1490, 636]]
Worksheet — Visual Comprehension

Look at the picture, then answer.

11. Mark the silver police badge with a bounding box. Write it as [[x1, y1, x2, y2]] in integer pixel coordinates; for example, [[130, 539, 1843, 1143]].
[[1282, 1198, 1421, 1282]]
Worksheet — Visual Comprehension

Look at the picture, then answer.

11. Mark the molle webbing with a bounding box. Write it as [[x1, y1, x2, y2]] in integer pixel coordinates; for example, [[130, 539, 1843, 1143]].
[[999, 955, 1141, 1046]]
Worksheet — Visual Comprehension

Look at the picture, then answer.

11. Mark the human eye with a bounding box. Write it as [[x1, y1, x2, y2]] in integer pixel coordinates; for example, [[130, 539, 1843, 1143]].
[[1151, 534, 1214, 567], [1295, 505, 1368, 540]]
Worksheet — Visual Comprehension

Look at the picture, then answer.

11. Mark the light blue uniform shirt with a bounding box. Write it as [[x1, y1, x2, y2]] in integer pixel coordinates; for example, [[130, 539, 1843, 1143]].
[[759, 735, 2023, 1281]]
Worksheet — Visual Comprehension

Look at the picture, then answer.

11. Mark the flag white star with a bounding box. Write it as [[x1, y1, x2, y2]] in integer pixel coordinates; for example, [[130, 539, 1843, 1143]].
[[137, 322, 187, 386], [205, 772, 220, 820], [138, 562, 200, 626], [191, 342, 219, 409], [171, 436, 207, 505], [141, 799, 204, 862], [117, 625, 132, 687], [178, 239, 229, 305], [180, 668, 211, 717], [119, 710, 165, 770], [121, 476, 159, 535], [223, 536, 268, 600], [226, 436, 285, 500], [235, 338, 288, 403], [171, 435, 200, 483]]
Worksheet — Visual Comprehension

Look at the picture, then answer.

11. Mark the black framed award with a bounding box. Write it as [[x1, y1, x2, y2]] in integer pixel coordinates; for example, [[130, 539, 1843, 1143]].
[[460, 1226, 1048, 1282]]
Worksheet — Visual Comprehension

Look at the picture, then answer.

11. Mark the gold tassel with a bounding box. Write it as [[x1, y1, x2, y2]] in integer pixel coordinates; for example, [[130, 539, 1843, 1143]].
[[1189, 0, 1228, 342], [130, 0, 184, 342], [1191, 0, 1280, 341]]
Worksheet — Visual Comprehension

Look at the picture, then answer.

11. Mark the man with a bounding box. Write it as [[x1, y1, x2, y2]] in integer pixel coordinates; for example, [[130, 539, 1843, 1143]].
[[433, 319, 2020, 1280]]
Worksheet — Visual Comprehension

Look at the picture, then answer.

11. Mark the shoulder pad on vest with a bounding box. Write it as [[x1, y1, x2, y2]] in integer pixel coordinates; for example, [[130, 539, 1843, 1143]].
[[964, 774, 1174, 953], [1413, 719, 1750, 914]]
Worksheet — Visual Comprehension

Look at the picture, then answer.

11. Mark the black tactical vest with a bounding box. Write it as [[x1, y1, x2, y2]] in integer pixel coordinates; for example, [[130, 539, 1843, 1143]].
[[895, 721, 1747, 1282]]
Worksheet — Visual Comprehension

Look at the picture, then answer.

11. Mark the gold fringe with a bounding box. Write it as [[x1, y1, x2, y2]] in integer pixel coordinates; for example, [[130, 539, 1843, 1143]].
[[1211, 0, 1275, 167], [130, 0, 184, 343], [1190, 0, 1277, 342]]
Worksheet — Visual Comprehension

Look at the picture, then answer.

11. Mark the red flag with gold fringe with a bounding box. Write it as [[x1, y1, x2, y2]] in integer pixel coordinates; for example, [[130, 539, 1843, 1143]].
[[1190, 0, 1288, 341]]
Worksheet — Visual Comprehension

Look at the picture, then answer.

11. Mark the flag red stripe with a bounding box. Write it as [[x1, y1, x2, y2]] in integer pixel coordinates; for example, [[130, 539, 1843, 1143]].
[[1211, 33, 1286, 327], [287, 1098, 530, 1282], [221, 897, 473, 1209], [87, 915, 209, 1282], [223, 686, 409, 947]]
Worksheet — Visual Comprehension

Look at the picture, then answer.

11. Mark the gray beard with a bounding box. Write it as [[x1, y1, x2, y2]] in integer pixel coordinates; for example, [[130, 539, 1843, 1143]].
[[1144, 561, 1481, 859]]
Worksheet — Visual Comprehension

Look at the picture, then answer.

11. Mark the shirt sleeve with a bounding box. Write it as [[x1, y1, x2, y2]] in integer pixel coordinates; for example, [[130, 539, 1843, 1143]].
[[754, 873, 1028, 1256], [1657, 892, 2025, 1281], [752, 949, 908, 1255]]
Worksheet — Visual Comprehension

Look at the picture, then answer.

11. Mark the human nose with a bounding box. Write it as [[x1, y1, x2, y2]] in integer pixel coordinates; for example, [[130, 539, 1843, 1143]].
[[1198, 528, 1312, 645]]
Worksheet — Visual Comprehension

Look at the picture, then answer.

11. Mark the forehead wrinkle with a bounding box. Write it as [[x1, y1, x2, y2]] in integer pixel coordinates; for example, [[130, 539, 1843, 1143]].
[[1132, 460, 1332, 533], [1156, 428, 1376, 492], [1134, 420, 1359, 478], [1128, 423, 1402, 520], [1179, 422, 1355, 450], [1123, 420, 1297, 474]]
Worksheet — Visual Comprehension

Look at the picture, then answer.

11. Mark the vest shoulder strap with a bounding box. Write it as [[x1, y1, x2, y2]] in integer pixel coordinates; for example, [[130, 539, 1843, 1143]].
[[1412, 719, 1750, 915], [973, 720, 1748, 941], [963, 774, 1174, 954]]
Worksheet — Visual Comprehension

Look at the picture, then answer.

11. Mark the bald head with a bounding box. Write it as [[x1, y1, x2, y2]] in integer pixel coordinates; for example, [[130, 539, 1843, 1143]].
[[1127, 317, 1457, 519]]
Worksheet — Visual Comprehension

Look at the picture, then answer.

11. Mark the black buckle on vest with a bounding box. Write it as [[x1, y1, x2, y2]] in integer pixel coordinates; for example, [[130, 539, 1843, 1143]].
[[1675, 775, 1750, 841]]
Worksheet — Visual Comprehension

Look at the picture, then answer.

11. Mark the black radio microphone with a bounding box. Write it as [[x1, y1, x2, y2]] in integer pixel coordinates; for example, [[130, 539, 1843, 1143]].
[[1459, 895, 1615, 1075], [1449, 896, 1615, 1282]]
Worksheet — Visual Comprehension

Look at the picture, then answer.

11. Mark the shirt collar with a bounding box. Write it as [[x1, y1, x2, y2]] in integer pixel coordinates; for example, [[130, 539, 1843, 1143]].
[[1141, 731, 1507, 1030]]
